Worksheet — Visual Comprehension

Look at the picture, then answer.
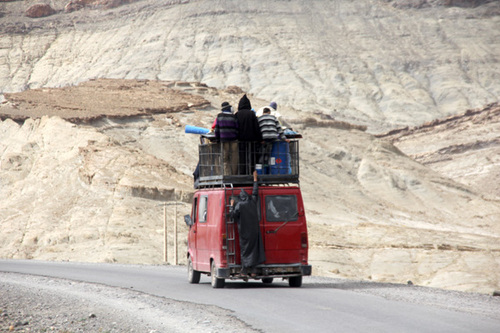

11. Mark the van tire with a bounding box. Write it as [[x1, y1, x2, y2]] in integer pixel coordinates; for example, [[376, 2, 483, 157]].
[[289, 275, 302, 287], [188, 256, 201, 284], [211, 261, 225, 288], [262, 278, 273, 284]]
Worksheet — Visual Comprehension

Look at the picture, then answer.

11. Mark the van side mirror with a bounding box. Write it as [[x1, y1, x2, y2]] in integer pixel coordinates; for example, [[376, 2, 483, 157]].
[[184, 214, 193, 226]]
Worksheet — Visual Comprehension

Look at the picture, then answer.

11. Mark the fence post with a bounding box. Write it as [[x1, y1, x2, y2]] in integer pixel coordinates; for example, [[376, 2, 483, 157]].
[[159, 201, 186, 265], [163, 204, 168, 263], [174, 201, 178, 265]]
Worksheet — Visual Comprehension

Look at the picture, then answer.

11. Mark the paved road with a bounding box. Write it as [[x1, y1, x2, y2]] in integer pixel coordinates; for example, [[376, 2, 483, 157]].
[[1, 260, 499, 332]]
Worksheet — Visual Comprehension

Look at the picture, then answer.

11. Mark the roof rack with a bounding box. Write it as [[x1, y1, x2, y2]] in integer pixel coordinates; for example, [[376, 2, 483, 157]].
[[195, 140, 300, 189]]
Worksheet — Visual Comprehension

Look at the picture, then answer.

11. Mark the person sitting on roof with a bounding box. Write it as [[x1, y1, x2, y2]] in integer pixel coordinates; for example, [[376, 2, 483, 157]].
[[235, 94, 262, 175], [214, 101, 239, 175], [256, 101, 281, 120], [258, 107, 289, 172]]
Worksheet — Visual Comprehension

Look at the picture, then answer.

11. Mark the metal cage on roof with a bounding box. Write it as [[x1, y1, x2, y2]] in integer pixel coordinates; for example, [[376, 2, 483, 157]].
[[196, 140, 300, 188]]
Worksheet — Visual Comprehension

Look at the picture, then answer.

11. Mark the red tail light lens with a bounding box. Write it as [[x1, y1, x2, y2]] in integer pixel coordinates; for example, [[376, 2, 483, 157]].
[[222, 233, 227, 250], [301, 232, 308, 248]]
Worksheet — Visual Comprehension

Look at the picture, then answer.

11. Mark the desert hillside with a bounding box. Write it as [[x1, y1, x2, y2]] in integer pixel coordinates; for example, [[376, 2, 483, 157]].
[[379, 102, 500, 198], [1, 79, 499, 294], [1, 0, 499, 294], [1, 0, 499, 132]]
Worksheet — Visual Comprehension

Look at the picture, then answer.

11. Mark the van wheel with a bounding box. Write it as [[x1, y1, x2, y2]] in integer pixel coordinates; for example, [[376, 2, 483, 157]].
[[262, 278, 273, 284], [211, 261, 225, 289], [289, 275, 302, 287], [188, 256, 201, 284]]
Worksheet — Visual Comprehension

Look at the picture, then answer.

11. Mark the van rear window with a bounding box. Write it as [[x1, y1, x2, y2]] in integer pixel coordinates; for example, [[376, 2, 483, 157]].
[[198, 196, 208, 223], [265, 195, 298, 222]]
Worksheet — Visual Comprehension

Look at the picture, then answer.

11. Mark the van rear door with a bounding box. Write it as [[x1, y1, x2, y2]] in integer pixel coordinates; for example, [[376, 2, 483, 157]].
[[261, 189, 306, 264]]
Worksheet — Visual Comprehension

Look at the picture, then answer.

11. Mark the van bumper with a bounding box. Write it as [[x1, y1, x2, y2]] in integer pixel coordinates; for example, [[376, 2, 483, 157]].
[[301, 265, 312, 276], [228, 263, 311, 277]]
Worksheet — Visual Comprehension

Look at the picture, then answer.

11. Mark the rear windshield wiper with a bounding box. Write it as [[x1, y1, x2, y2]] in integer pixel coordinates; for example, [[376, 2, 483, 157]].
[[266, 212, 298, 234]]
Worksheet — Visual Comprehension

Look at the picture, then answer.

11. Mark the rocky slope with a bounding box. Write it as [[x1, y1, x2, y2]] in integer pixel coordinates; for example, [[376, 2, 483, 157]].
[[378, 102, 500, 198], [1, 0, 499, 132], [1, 80, 499, 294]]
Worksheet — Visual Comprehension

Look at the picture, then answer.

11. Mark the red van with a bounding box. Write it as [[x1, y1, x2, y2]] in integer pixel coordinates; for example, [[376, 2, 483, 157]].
[[184, 140, 311, 288]]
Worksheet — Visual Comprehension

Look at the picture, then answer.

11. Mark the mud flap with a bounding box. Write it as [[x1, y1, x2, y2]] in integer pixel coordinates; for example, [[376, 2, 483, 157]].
[[217, 267, 231, 278], [301, 265, 312, 276]]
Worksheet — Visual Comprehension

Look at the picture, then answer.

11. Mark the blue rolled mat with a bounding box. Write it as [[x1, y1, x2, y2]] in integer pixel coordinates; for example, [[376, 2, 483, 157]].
[[185, 125, 210, 135]]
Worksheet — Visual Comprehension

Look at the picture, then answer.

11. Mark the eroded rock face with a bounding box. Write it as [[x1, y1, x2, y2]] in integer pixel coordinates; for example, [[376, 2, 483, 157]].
[[2, 1, 499, 132], [25, 4, 56, 18], [378, 102, 500, 199], [97, 0, 137, 9], [442, 0, 493, 7], [387, 0, 428, 9], [64, 0, 138, 12], [64, 0, 88, 13], [384, 0, 494, 8]]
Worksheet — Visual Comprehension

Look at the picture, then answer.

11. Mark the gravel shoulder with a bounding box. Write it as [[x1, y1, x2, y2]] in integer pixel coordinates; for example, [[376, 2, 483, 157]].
[[0, 272, 257, 333]]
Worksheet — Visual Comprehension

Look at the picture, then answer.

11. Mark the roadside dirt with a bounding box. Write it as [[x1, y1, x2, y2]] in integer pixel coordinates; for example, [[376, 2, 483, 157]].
[[0, 272, 257, 332]]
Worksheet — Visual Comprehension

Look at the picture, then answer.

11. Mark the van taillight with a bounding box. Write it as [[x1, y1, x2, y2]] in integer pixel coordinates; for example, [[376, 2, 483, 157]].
[[301, 232, 308, 248], [222, 233, 227, 250]]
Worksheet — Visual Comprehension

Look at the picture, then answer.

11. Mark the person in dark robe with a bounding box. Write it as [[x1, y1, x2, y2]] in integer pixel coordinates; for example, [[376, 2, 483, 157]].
[[235, 94, 262, 175], [229, 171, 266, 276]]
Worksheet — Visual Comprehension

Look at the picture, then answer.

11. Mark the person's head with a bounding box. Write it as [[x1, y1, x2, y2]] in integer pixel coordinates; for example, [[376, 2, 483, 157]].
[[239, 189, 249, 201], [221, 101, 232, 113], [238, 94, 252, 111], [269, 101, 277, 111], [263, 107, 271, 114]]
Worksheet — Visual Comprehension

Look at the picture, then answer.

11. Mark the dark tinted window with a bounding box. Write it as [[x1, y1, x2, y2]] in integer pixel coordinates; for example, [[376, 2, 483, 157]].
[[265, 195, 298, 222], [192, 197, 198, 224]]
